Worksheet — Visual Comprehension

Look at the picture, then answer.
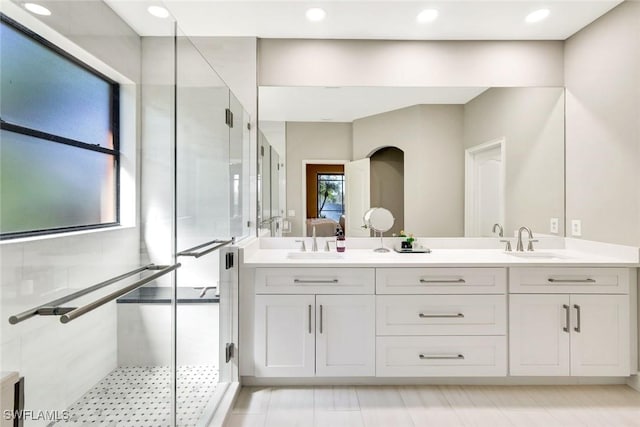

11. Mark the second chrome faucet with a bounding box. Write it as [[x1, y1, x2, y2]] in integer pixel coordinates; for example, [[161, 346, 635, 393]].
[[516, 226, 538, 252]]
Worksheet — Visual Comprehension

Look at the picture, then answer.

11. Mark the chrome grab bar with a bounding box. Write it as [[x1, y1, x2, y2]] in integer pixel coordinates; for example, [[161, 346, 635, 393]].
[[9, 264, 154, 325], [60, 264, 180, 324], [177, 238, 233, 258], [8, 264, 180, 325]]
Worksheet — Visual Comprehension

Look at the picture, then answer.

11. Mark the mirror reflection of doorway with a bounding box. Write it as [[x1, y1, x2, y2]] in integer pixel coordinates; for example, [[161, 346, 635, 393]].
[[370, 147, 405, 236], [305, 163, 345, 236], [465, 138, 505, 237]]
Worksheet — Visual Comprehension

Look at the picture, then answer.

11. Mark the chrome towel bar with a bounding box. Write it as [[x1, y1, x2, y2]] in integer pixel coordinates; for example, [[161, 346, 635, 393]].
[[8, 263, 180, 325], [177, 239, 233, 258]]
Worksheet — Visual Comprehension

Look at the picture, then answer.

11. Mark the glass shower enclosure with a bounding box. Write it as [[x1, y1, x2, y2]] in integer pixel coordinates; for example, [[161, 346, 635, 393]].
[[0, 1, 247, 425]]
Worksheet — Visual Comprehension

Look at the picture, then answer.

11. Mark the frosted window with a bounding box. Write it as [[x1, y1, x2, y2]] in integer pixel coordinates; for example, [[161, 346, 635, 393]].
[[0, 20, 114, 148], [0, 17, 119, 238], [0, 131, 116, 234]]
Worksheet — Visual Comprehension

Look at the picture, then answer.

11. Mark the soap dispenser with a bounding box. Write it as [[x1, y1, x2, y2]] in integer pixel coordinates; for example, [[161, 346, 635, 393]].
[[336, 229, 346, 253]]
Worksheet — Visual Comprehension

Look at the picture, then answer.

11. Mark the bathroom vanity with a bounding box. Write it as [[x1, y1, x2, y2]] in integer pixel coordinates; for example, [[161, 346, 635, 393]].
[[237, 237, 639, 385]]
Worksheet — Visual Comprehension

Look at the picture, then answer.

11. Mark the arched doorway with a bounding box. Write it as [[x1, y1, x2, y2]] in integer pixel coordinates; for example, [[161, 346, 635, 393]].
[[369, 146, 404, 236]]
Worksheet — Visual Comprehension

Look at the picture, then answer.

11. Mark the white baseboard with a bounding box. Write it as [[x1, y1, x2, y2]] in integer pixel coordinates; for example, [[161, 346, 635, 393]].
[[627, 375, 640, 392], [241, 376, 629, 387]]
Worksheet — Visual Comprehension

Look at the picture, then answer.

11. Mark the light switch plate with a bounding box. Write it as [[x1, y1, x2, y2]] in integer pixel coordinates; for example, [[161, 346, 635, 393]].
[[288, 209, 296, 217], [571, 219, 582, 237], [550, 218, 559, 234]]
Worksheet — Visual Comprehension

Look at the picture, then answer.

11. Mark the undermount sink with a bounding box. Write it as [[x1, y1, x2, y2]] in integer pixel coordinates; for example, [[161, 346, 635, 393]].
[[507, 252, 569, 260], [287, 252, 345, 260]]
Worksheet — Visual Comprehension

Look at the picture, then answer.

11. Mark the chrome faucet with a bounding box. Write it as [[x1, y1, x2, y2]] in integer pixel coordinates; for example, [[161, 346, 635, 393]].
[[312, 225, 318, 252], [295, 239, 307, 252], [492, 223, 504, 237], [516, 226, 538, 252]]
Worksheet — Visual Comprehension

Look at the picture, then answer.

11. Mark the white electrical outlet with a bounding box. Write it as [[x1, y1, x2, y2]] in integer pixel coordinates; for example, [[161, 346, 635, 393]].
[[571, 219, 582, 237], [550, 218, 559, 234], [288, 209, 296, 217]]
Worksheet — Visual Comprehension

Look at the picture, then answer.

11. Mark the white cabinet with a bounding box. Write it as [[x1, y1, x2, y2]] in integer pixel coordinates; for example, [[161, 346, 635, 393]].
[[509, 294, 630, 376], [377, 336, 507, 377], [254, 294, 315, 377], [316, 295, 375, 376], [254, 294, 375, 377], [375, 268, 508, 377], [377, 268, 506, 294], [570, 294, 630, 376], [255, 267, 375, 294]]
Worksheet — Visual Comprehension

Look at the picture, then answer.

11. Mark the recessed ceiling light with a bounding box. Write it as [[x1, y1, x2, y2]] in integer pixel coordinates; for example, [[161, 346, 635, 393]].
[[417, 9, 439, 24], [525, 8, 550, 23], [24, 3, 51, 16], [306, 8, 326, 22], [148, 5, 170, 19]]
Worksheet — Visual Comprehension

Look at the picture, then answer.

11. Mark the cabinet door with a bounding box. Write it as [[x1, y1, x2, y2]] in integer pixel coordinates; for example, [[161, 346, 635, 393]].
[[509, 294, 570, 376], [316, 295, 375, 377], [254, 295, 315, 377], [570, 294, 630, 376]]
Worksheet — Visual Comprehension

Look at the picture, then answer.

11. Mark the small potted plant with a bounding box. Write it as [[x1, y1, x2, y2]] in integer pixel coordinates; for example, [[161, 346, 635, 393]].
[[399, 230, 415, 249]]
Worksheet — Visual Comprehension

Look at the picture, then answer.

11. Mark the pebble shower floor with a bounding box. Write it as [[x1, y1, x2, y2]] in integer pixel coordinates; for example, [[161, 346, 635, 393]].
[[50, 365, 218, 426]]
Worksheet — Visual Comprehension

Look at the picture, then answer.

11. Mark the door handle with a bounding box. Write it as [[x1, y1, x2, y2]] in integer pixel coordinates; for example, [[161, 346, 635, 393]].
[[419, 354, 464, 360], [419, 313, 464, 318], [308, 305, 312, 334], [574, 304, 581, 333], [319, 304, 323, 334], [419, 278, 466, 284], [562, 304, 570, 333]]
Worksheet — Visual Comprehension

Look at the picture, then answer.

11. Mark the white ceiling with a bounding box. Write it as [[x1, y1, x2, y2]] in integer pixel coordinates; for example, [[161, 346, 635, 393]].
[[105, 0, 623, 39], [259, 86, 489, 122]]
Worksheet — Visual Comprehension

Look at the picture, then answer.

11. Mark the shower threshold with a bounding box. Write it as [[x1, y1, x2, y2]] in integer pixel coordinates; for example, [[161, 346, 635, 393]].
[[50, 365, 218, 427]]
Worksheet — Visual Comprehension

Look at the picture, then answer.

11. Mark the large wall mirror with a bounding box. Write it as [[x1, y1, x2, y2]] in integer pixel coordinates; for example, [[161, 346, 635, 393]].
[[258, 86, 565, 239]]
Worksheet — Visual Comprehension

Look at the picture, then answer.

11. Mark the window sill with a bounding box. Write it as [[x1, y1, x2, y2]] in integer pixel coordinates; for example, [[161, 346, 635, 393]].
[[0, 224, 137, 246]]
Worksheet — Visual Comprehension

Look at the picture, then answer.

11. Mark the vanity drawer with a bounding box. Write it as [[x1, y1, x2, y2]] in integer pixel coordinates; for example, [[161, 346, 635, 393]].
[[376, 295, 506, 336], [509, 268, 631, 294], [376, 268, 506, 294], [376, 336, 507, 377], [255, 268, 375, 294]]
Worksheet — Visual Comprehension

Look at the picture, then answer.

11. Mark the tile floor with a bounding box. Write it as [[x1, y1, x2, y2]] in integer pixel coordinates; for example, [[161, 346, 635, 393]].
[[226, 384, 640, 427], [50, 365, 218, 427]]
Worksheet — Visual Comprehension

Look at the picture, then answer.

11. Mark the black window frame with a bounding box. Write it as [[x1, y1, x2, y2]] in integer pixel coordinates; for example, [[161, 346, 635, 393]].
[[316, 173, 345, 220], [0, 14, 120, 240]]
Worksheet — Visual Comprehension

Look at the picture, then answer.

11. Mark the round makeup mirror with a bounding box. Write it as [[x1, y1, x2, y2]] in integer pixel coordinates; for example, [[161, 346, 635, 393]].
[[363, 207, 395, 252]]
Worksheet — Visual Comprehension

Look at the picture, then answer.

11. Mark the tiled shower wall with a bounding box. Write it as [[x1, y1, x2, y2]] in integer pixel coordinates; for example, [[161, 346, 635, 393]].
[[0, 0, 143, 422], [0, 228, 140, 421]]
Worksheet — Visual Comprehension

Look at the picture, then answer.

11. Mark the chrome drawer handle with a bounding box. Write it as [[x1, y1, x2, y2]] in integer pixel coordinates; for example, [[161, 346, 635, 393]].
[[574, 304, 581, 333], [419, 278, 466, 284], [418, 313, 464, 318], [419, 354, 465, 360], [547, 278, 596, 283], [563, 304, 570, 333], [294, 279, 339, 284]]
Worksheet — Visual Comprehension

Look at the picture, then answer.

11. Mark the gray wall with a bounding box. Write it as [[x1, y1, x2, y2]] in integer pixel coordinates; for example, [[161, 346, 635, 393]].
[[286, 122, 353, 236], [259, 39, 564, 87], [463, 87, 565, 237], [370, 147, 405, 236], [565, 1, 640, 246], [353, 105, 464, 237]]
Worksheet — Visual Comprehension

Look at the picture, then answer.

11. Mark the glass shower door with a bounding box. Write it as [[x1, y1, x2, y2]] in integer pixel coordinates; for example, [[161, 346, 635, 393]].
[[174, 29, 239, 426]]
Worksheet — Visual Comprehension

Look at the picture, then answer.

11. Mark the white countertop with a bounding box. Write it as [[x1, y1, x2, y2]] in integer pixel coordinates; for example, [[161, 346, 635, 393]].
[[243, 248, 640, 268]]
